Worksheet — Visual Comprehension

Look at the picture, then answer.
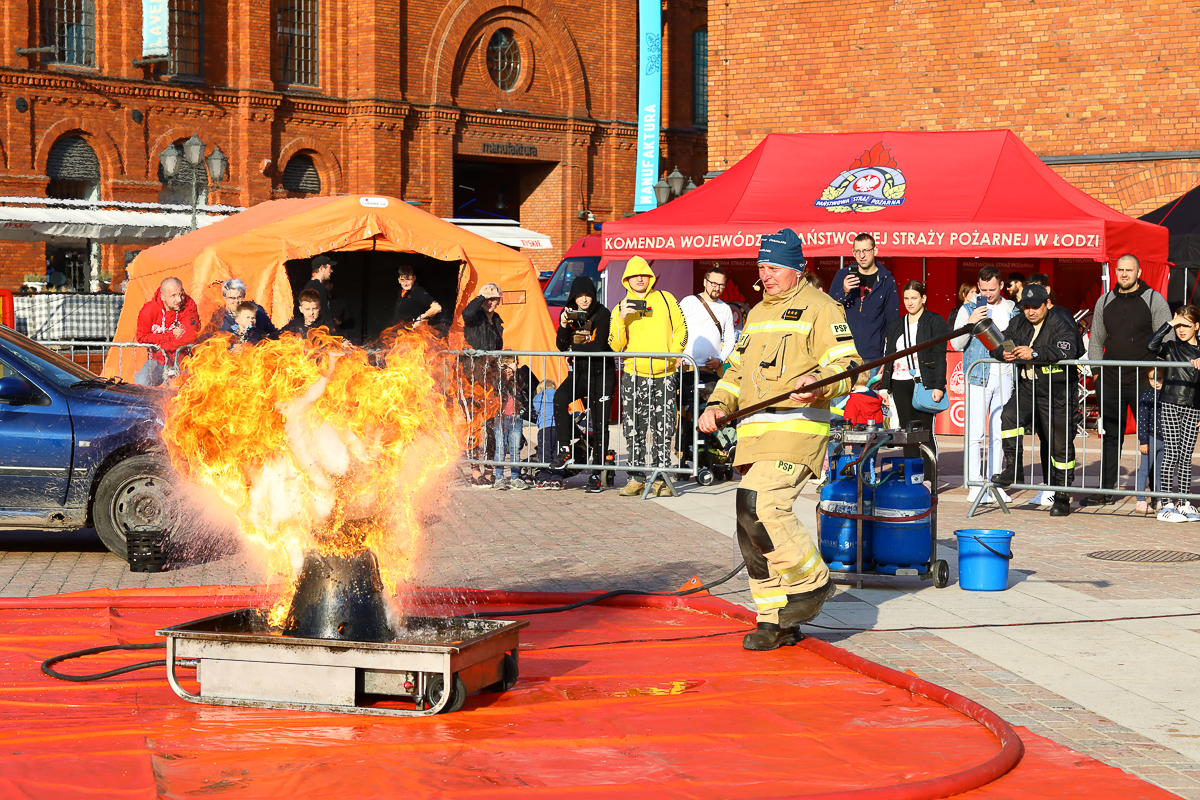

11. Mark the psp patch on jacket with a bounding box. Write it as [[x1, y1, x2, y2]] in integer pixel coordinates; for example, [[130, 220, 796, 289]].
[[831, 322, 853, 340], [736, 334, 750, 351]]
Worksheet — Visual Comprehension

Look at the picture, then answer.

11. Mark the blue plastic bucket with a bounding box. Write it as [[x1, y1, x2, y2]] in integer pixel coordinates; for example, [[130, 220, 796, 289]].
[[954, 529, 1014, 591]]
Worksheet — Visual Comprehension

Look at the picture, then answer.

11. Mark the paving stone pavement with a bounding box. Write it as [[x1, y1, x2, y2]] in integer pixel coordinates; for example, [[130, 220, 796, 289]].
[[3, 474, 1200, 798]]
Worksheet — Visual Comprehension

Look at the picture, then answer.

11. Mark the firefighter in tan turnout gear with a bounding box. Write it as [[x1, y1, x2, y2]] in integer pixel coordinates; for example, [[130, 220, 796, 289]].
[[699, 228, 860, 650]]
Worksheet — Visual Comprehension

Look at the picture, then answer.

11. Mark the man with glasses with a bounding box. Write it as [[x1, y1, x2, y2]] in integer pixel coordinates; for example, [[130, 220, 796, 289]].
[[679, 266, 737, 472], [680, 266, 737, 374], [829, 233, 899, 363]]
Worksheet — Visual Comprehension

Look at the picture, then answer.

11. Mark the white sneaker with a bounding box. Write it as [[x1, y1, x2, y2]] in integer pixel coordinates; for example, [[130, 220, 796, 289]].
[[1178, 502, 1200, 522], [1158, 503, 1189, 523], [1027, 490, 1054, 508]]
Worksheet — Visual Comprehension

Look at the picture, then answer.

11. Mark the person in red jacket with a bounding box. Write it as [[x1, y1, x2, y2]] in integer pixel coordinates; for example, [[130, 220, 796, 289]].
[[134, 277, 200, 386], [842, 372, 884, 426]]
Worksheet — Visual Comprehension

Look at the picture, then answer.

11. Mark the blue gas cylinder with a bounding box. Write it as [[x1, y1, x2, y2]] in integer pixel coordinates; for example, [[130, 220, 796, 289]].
[[873, 457, 933, 574], [819, 454, 874, 571]]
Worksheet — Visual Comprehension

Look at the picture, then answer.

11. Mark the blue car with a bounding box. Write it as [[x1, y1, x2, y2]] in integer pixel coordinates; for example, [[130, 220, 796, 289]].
[[0, 325, 173, 559]]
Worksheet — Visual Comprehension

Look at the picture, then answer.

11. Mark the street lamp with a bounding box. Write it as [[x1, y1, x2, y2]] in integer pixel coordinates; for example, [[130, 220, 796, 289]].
[[159, 132, 229, 230], [654, 166, 697, 206], [666, 167, 685, 197], [653, 178, 671, 207]]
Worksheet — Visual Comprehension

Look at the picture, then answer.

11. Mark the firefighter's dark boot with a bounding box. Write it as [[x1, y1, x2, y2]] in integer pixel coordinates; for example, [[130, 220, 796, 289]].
[[777, 579, 837, 629], [742, 622, 801, 651], [1050, 492, 1071, 516], [991, 442, 1019, 487]]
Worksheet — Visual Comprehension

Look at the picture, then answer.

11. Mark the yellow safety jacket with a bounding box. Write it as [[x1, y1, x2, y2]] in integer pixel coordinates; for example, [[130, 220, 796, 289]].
[[706, 276, 860, 472]]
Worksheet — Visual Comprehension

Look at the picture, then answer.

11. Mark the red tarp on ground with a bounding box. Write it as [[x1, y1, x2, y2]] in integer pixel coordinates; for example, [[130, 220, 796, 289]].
[[603, 130, 1170, 293], [0, 587, 1178, 799]]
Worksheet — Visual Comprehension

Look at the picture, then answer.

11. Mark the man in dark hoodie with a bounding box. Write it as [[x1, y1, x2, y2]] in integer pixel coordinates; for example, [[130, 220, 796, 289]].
[[1087, 254, 1171, 505], [829, 233, 900, 363], [549, 276, 615, 493], [282, 289, 332, 338], [463, 283, 504, 350]]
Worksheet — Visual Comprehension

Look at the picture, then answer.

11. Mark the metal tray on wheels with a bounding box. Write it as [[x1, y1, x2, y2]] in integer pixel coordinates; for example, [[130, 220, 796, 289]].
[[157, 609, 529, 717], [823, 426, 949, 590]]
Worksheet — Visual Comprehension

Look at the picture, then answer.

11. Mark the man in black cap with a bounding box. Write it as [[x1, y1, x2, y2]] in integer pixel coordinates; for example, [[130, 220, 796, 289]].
[[699, 228, 855, 651], [990, 283, 1079, 516], [304, 255, 336, 319]]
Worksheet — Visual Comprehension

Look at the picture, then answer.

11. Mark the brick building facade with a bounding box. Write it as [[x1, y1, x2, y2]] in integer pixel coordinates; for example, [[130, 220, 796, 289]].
[[0, 0, 708, 292], [709, 0, 1198, 218]]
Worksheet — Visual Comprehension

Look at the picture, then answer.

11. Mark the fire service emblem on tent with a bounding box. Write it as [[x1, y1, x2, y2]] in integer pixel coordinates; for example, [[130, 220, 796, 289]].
[[815, 142, 907, 214]]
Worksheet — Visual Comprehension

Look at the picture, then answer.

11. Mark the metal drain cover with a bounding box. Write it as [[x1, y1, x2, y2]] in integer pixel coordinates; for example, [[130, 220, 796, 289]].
[[1086, 549, 1200, 563]]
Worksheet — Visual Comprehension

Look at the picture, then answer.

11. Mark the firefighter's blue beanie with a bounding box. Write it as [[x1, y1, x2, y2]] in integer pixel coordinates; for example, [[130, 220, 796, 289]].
[[757, 228, 807, 271]]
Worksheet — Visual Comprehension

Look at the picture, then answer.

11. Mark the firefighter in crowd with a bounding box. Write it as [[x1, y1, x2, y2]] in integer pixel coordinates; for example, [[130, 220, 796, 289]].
[[989, 283, 1079, 516], [699, 228, 858, 650]]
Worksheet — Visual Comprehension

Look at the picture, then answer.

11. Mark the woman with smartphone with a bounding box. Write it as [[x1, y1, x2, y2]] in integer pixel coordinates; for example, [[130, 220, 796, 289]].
[[1146, 306, 1200, 523], [879, 281, 948, 479]]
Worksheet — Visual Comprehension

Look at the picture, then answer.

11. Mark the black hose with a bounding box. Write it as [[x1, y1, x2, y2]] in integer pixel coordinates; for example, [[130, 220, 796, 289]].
[[39, 564, 750, 681], [41, 642, 170, 682], [455, 560, 748, 619]]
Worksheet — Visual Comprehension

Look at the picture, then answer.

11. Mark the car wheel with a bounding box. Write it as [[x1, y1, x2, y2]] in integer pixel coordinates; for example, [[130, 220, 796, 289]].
[[93, 454, 176, 560]]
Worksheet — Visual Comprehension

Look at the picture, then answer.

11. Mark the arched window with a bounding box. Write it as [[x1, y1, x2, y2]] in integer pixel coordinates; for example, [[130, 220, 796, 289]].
[[281, 153, 321, 194], [45, 134, 100, 292], [46, 135, 99, 200], [487, 29, 521, 92], [40, 0, 96, 67]]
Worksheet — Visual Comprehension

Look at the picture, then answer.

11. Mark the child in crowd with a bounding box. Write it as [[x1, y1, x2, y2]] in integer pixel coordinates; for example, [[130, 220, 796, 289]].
[[842, 371, 884, 426], [283, 289, 329, 338], [531, 380, 564, 489], [1136, 366, 1166, 515], [1147, 306, 1200, 523], [493, 357, 528, 490], [232, 301, 267, 348]]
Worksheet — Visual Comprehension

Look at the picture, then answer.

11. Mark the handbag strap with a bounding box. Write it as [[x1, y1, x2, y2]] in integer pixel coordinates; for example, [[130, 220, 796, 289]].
[[698, 295, 724, 338]]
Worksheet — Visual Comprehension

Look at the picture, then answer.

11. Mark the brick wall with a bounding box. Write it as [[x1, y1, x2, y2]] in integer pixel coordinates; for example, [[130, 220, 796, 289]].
[[710, 0, 1199, 215], [0, 0, 705, 293]]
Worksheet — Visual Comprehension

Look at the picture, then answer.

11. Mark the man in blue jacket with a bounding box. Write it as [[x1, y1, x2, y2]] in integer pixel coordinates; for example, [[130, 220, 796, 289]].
[[829, 233, 900, 363]]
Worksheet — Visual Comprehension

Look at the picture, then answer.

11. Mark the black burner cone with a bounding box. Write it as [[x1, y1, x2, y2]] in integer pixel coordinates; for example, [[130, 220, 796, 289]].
[[282, 549, 395, 642]]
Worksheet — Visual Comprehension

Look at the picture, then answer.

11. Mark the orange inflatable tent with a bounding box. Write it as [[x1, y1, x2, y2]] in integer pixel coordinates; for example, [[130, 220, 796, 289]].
[[105, 195, 558, 379]]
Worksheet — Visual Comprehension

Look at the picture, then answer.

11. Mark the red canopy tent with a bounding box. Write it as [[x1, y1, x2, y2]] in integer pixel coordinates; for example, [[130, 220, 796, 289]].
[[602, 130, 1169, 312]]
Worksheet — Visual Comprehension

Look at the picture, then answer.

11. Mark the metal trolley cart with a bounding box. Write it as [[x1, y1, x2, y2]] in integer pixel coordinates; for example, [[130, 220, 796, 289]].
[[820, 424, 949, 590]]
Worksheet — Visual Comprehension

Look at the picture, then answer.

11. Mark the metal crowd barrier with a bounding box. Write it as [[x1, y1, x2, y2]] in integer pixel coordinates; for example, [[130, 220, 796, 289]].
[[39, 340, 168, 384], [963, 357, 1200, 513], [446, 349, 703, 498]]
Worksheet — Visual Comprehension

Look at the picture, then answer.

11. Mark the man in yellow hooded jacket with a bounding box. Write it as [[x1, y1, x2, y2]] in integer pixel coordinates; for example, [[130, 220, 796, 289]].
[[699, 228, 858, 651], [609, 257, 688, 497]]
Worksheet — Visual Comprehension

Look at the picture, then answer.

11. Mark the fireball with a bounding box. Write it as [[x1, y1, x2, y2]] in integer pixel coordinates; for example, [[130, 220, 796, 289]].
[[162, 328, 465, 623]]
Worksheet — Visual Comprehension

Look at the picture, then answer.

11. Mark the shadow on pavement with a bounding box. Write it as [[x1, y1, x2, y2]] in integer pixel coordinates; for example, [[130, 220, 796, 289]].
[[0, 528, 109, 553]]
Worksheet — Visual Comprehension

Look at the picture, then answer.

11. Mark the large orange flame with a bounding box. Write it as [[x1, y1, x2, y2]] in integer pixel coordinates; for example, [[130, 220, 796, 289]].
[[162, 329, 465, 624]]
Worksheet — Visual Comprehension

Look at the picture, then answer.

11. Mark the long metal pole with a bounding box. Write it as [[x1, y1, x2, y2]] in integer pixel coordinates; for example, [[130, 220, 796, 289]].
[[717, 321, 989, 428], [189, 174, 198, 231]]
